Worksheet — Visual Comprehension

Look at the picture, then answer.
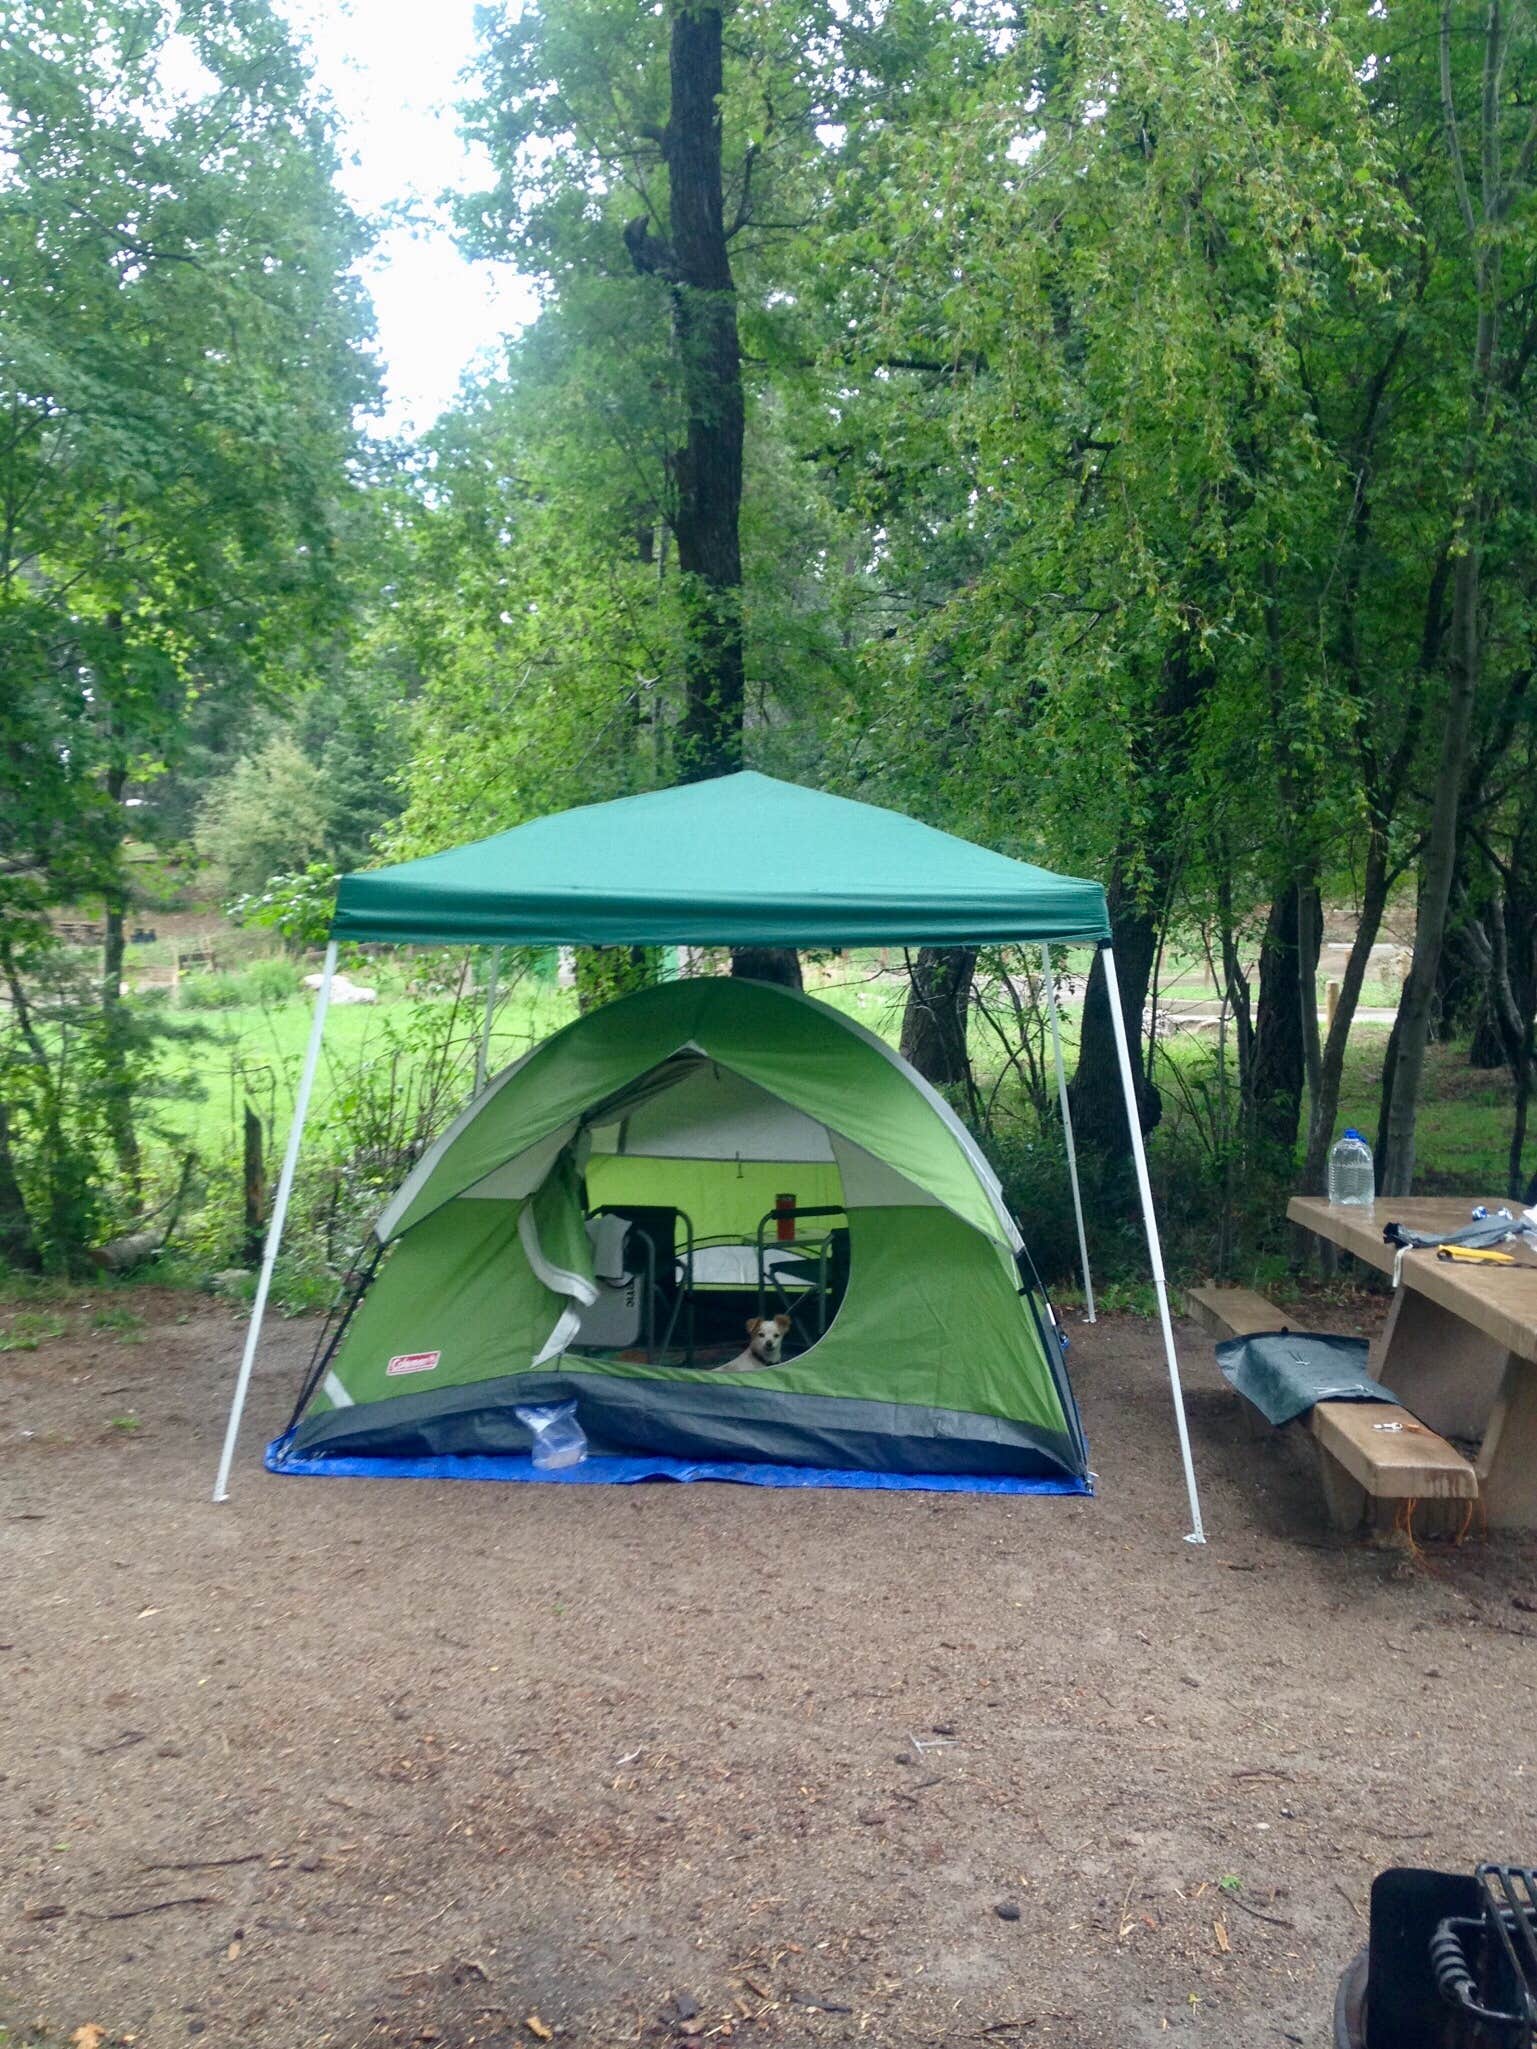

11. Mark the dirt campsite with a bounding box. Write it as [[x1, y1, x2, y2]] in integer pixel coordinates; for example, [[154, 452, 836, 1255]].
[[5, 1286, 1535, 2049]]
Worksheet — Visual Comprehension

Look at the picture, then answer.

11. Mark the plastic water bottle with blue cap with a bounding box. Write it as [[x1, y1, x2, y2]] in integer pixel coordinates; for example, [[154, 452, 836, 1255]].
[[1327, 1128, 1375, 1207]]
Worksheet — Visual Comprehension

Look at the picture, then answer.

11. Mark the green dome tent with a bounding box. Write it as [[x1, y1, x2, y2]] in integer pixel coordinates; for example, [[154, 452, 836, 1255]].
[[272, 977, 1088, 1489], [212, 772, 1205, 1536]]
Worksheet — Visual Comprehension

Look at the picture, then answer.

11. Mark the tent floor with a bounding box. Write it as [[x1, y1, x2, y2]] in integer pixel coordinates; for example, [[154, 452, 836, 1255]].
[[266, 1434, 1088, 1493]]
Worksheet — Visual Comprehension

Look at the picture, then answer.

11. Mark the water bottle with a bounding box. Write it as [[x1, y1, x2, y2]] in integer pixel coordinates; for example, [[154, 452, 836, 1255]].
[[1327, 1128, 1375, 1207]]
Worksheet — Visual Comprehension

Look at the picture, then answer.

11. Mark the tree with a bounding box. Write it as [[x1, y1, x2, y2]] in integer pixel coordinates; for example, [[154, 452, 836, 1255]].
[[194, 735, 332, 898], [1374, 0, 1537, 1193], [625, 2, 746, 783], [810, 0, 1400, 1163], [0, 0, 374, 1236]]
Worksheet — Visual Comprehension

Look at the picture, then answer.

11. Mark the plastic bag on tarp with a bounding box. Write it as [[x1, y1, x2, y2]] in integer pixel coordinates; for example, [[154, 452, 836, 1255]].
[[513, 1399, 588, 1470], [1213, 1330, 1402, 1428]]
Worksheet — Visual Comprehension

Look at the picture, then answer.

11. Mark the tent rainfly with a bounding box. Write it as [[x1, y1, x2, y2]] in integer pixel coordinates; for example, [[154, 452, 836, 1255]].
[[213, 772, 1205, 1539]]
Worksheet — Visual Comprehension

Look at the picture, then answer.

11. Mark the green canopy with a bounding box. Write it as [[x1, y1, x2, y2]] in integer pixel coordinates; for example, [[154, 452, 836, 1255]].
[[332, 771, 1110, 949]]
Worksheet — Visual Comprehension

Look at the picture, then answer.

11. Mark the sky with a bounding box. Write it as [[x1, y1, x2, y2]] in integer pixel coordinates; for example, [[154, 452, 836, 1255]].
[[282, 0, 539, 436]]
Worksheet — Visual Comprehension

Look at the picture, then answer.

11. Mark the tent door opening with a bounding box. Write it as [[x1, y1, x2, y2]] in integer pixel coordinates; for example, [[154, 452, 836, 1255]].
[[572, 1055, 853, 1368], [575, 1199, 852, 1367]]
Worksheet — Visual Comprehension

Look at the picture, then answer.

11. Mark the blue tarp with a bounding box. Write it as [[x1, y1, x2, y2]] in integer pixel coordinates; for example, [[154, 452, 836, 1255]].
[[265, 1432, 1093, 1497]]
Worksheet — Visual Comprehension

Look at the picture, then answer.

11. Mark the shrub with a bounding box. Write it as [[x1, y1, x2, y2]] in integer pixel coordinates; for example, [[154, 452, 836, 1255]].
[[176, 960, 298, 1011]]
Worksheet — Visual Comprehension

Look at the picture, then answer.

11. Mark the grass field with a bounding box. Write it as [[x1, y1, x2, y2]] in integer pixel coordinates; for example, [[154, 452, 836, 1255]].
[[141, 955, 925, 1158], [135, 950, 1527, 1202]]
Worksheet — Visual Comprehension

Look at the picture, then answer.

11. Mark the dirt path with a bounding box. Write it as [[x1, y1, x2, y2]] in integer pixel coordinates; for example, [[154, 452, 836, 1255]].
[[3, 1290, 1535, 2049]]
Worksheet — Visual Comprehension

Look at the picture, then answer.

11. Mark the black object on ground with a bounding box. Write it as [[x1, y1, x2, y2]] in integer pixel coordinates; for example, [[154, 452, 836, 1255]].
[[1335, 1863, 1537, 2049]]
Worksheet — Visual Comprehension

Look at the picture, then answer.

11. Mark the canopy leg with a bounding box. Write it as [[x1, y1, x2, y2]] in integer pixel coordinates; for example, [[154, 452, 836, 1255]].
[[1042, 942, 1095, 1323], [475, 946, 502, 1096], [212, 939, 337, 1503], [1101, 943, 1206, 1544]]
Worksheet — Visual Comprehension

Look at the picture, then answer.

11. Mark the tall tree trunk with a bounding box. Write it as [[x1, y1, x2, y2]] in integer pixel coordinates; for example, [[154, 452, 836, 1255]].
[[638, 6, 799, 989], [99, 760, 141, 1198], [1379, 600, 1481, 1194], [1379, 0, 1504, 1195], [1214, 867, 1254, 1102], [1301, 832, 1393, 1194], [1070, 887, 1160, 1155], [1248, 883, 1321, 1157], [900, 947, 977, 1087], [1514, 1038, 1534, 1202], [729, 947, 803, 989], [0, 1102, 41, 1272], [663, 0, 743, 783]]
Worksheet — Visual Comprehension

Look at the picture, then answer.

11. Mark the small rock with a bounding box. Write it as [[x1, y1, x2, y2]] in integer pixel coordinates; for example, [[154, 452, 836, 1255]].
[[994, 1901, 1021, 1922], [932, 1722, 957, 1736], [673, 1994, 699, 2023]]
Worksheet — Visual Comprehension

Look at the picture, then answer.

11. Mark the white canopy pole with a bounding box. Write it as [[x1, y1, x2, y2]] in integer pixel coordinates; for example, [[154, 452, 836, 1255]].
[[1041, 942, 1095, 1323], [474, 946, 502, 1096], [212, 939, 338, 1503], [1101, 943, 1206, 1544]]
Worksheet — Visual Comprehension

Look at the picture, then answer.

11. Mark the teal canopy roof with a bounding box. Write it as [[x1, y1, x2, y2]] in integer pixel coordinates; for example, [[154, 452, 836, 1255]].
[[333, 771, 1110, 949]]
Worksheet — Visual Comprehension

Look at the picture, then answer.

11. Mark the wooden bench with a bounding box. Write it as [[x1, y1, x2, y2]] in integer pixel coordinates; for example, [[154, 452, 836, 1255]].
[[1186, 1284, 1478, 1535]]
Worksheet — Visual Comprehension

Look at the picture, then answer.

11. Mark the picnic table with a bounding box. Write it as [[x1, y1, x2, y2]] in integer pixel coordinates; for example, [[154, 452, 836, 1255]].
[[1287, 1195, 1537, 1530]]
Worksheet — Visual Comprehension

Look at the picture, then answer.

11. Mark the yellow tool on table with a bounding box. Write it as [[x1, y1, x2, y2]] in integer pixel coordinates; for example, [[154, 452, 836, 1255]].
[[1437, 1244, 1516, 1265]]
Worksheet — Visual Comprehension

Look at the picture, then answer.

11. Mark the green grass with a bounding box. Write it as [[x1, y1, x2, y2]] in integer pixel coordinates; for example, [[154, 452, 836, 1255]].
[[89, 1305, 144, 1340], [134, 958, 1528, 1194], [0, 1310, 68, 1351], [145, 977, 581, 1156], [1334, 1034, 1519, 1193]]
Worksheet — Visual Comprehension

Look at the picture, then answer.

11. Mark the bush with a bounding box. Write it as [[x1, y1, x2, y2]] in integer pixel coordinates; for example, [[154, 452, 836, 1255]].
[[176, 960, 298, 1011]]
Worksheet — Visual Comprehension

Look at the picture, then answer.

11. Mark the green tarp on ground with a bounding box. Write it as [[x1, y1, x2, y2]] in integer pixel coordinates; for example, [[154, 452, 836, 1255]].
[[332, 771, 1111, 950]]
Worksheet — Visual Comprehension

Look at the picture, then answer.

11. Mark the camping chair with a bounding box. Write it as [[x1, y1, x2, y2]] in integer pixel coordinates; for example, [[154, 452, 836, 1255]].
[[755, 1204, 848, 1348], [586, 1205, 695, 1363]]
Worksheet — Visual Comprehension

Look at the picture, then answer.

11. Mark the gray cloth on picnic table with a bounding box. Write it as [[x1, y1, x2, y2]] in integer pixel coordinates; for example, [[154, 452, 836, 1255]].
[[1214, 1330, 1402, 1429], [1381, 1217, 1523, 1252]]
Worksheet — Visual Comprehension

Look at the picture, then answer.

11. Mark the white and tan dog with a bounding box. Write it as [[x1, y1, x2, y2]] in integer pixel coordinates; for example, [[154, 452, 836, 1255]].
[[732, 1312, 791, 1370]]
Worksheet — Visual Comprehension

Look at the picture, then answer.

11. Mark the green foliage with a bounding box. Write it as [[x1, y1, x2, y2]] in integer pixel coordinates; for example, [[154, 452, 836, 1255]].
[[0, 1310, 67, 1351], [195, 736, 331, 897], [572, 947, 661, 1013], [0, 0, 378, 1265], [174, 960, 299, 1012], [229, 864, 340, 950], [0, 943, 137, 1267]]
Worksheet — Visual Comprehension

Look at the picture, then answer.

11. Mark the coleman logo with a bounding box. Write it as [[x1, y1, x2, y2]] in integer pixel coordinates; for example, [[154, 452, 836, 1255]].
[[386, 1350, 441, 1377]]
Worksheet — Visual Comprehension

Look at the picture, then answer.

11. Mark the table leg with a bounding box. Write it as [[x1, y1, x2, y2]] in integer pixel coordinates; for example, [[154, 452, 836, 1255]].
[[1475, 1353, 1537, 1530], [1371, 1288, 1510, 1440]]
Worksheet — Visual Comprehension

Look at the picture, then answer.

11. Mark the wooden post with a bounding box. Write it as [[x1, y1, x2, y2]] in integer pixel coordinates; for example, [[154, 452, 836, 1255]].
[[1325, 979, 1341, 1029], [242, 1102, 264, 1268]]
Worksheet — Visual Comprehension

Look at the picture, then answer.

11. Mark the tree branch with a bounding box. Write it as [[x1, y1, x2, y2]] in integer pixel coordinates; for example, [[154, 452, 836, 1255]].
[[1441, 0, 1480, 238]]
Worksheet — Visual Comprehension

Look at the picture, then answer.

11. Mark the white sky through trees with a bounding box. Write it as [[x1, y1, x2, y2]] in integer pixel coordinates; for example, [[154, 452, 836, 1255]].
[[283, 0, 536, 435]]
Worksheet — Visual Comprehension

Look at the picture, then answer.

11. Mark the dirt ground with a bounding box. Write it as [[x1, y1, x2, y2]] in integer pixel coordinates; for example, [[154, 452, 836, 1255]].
[[4, 1290, 1536, 2049]]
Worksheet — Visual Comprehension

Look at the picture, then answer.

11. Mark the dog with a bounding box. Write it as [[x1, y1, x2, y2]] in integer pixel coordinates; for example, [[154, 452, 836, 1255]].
[[734, 1312, 791, 1370]]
